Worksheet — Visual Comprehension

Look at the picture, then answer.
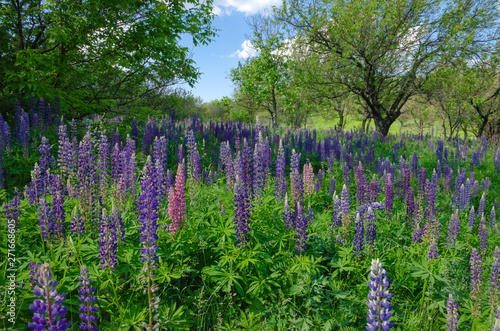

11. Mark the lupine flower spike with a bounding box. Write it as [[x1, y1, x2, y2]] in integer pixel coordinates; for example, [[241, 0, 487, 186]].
[[78, 265, 99, 330], [446, 293, 458, 331], [28, 263, 71, 330], [366, 259, 393, 331]]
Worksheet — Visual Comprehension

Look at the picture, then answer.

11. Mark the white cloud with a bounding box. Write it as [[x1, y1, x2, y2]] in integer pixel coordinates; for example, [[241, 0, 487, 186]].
[[213, 0, 281, 15], [231, 39, 257, 58]]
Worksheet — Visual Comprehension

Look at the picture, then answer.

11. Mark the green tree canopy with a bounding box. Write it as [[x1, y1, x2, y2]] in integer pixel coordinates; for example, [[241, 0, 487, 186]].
[[275, 0, 499, 135], [0, 0, 216, 118]]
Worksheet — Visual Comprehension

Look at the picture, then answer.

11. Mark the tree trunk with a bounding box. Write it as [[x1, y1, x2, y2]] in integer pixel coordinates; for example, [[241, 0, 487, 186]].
[[373, 115, 396, 136]]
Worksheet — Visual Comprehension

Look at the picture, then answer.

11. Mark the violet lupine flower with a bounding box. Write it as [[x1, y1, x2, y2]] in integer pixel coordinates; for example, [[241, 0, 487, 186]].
[[4, 188, 21, 230], [478, 192, 486, 219], [139, 156, 160, 265], [70, 206, 85, 237], [78, 265, 98, 331], [446, 293, 458, 331], [283, 195, 295, 230], [253, 133, 267, 198], [234, 175, 252, 247], [168, 162, 186, 236], [472, 180, 479, 197], [353, 213, 364, 258], [343, 164, 350, 189], [341, 184, 351, 217], [406, 187, 415, 222], [290, 149, 303, 204], [51, 176, 66, 240], [479, 214, 488, 255], [28, 263, 71, 330], [445, 210, 460, 248], [99, 209, 118, 272], [131, 117, 138, 143], [470, 248, 483, 317], [186, 130, 202, 185], [329, 177, 336, 196], [19, 115, 29, 157], [491, 207, 496, 229], [39, 136, 52, 191], [356, 162, 367, 206], [366, 259, 393, 331], [468, 206, 476, 229], [365, 206, 376, 252], [303, 160, 314, 196], [385, 174, 394, 217], [220, 141, 235, 191], [37, 198, 52, 241], [403, 167, 410, 204], [295, 202, 308, 254], [490, 246, 500, 310], [493, 307, 500, 331], [275, 140, 287, 201], [57, 125, 71, 179], [330, 193, 342, 231], [29, 262, 41, 289], [369, 175, 380, 203]]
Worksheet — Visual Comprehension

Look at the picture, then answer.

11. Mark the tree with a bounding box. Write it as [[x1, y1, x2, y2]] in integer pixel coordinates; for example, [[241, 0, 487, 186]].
[[0, 0, 216, 118], [230, 12, 290, 128], [275, 0, 499, 135]]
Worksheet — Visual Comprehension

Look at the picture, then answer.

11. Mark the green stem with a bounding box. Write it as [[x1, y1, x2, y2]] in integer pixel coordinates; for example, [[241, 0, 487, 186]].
[[420, 278, 428, 308]]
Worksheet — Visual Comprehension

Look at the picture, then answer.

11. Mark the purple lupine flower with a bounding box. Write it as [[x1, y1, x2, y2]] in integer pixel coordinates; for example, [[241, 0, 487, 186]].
[[275, 139, 287, 201], [186, 130, 202, 185], [406, 187, 415, 222], [341, 184, 351, 217], [356, 162, 367, 206], [283, 195, 295, 230], [220, 141, 235, 191], [428, 236, 438, 260], [39, 136, 52, 192], [490, 246, 500, 310], [493, 307, 500, 331], [366, 259, 393, 331], [330, 193, 342, 231], [491, 207, 496, 229], [290, 149, 303, 204], [78, 265, 98, 331], [403, 167, 410, 203], [478, 192, 486, 219], [329, 177, 336, 196], [37, 198, 52, 241], [369, 175, 380, 203], [168, 162, 186, 236], [295, 202, 308, 254], [343, 164, 350, 189], [468, 206, 476, 229], [28, 263, 71, 330], [99, 209, 118, 272], [51, 175, 66, 240], [19, 114, 29, 157], [445, 210, 460, 247], [303, 160, 314, 196], [131, 117, 138, 143], [4, 188, 21, 230], [470, 248, 483, 317], [479, 214, 488, 255], [353, 213, 364, 258], [385, 174, 394, 217], [253, 132, 267, 198], [70, 206, 85, 237], [139, 156, 160, 264], [29, 262, 41, 289], [234, 175, 252, 247], [472, 180, 479, 197], [446, 293, 458, 331], [365, 206, 376, 253]]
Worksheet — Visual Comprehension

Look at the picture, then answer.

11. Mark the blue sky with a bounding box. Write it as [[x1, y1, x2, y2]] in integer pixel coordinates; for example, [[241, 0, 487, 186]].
[[181, 0, 281, 103]]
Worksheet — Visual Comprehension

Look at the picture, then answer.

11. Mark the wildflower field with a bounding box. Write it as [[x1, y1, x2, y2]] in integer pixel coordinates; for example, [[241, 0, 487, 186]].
[[2, 99, 500, 330]]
